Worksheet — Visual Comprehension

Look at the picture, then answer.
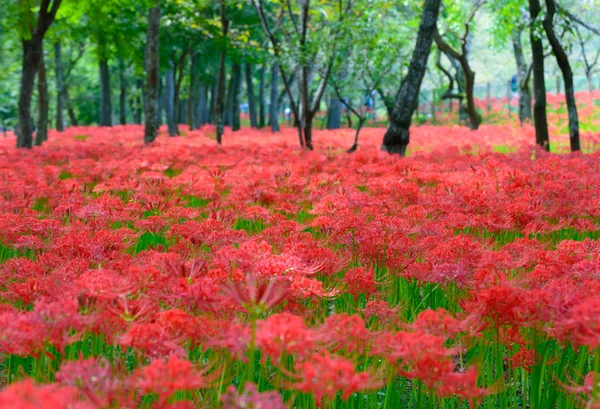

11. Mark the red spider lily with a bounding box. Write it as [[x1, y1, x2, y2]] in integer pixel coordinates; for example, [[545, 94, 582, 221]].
[[221, 383, 286, 409], [0, 379, 94, 409], [222, 273, 289, 314], [255, 312, 315, 361], [286, 352, 382, 405]]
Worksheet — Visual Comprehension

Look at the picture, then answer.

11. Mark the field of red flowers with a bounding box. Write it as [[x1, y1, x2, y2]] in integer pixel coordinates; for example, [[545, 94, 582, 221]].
[[1, 121, 600, 409]]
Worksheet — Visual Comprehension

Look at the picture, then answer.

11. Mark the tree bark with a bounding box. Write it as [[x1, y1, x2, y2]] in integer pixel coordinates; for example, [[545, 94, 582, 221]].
[[543, 0, 580, 152], [64, 85, 78, 126], [118, 58, 127, 125], [529, 0, 550, 150], [231, 63, 242, 131], [135, 78, 143, 125], [144, 5, 160, 144], [269, 62, 280, 132], [215, 0, 229, 144], [54, 41, 65, 131], [258, 64, 266, 128], [195, 82, 208, 128], [99, 58, 112, 126], [512, 28, 533, 126], [164, 66, 177, 136], [327, 95, 342, 129], [208, 82, 216, 124], [381, 0, 442, 155], [245, 63, 258, 128], [17, 0, 62, 149], [35, 48, 49, 146]]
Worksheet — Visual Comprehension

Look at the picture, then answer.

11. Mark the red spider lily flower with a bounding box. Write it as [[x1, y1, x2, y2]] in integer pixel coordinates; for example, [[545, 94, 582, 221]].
[[130, 356, 214, 404], [222, 273, 289, 314], [221, 383, 286, 409], [0, 379, 94, 409], [255, 312, 315, 361], [287, 352, 382, 405]]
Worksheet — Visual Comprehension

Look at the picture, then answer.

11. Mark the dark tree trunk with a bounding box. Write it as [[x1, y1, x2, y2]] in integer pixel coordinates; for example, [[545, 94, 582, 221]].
[[144, 5, 160, 144], [225, 64, 235, 127], [54, 41, 65, 131], [434, 30, 480, 130], [135, 78, 143, 125], [245, 63, 258, 128], [327, 95, 342, 129], [188, 57, 196, 129], [195, 82, 207, 129], [99, 58, 112, 126], [381, 0, 442, 155], [215, 52, 227, 143], [208, 82, 216, 124], [17, 0, 62, 149], [529, 0, 550, 150], [232, 63, 242, 131], [215, 0, 229, 144], [118, 58, 127, 125], [35, 48, 49, 146], [258, 64, 266, 128], [543, 0, 580, 152], [512, 28, 533, 126], [164, 67, 177, 136], [18, 40, 43, 148], [269, 62, 280, 132], [64, 85, 78, 126]]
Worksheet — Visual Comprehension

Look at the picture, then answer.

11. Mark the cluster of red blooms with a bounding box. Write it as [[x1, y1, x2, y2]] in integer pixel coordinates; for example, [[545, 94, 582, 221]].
[[0, 123, 600, 408]]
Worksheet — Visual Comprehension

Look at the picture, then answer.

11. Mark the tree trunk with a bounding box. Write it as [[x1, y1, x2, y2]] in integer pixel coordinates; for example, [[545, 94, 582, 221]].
[[543, 0, 580, 152], [245, 63, 258, 128], [99, 58, 112, 126], [258, 64, 266, 128], [269, 62, 280, 132], [231, 63, 242, 131], [512, 28, 533, 126], [35, 48, 49, 146], [188, 57, 196, 129], [118, 58, 127, 125], [529, 0, 550, 150], [17, 0, 63, 149], [208, 82, 216, 125], [195, 82, 208, 129], [54, 41, 65, 132], [164, 67, 177, 136], [17, 40, 43, 148], [225, 64, 235, 127], [64, 85, 78, 126], [381, 0, 442, 155], [135, 78, 143, 125], [144, 5, 160, 144], [327, 95, 342, 129], [215, 51, 227, 143]]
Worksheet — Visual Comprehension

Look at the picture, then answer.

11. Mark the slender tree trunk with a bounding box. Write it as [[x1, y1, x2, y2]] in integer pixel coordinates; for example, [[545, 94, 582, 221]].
[[17, 40, 43, 148], [188, 57, 196, 129], [118, 58, 127, 125], [512, 28, 533, 126], [144, 5, 160, 144], [543, 0, 580, 152], [245, 63, 258, 128], [327, 95, 342, 129], [381, 0, 442, 155], [529, 0, 550, 150], [195, 82, 207, 129], [54, 41, 65, 131], [215, 52, 227, 143], [35, 48, 49, 146], [225, 65, 234, 127], [231, 63, 242, 131], [99, 58, 112, 126], [269, 62, 280, 132], [209, 82, 216, 125], [63, 85, 78, 126], [165, 66, 177, 136], [588, 72, 594, 93], [17, 0, 63, 149], [258, 64, 266, 128], [135, 78, 143, 124]]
